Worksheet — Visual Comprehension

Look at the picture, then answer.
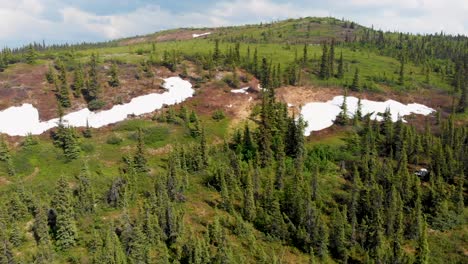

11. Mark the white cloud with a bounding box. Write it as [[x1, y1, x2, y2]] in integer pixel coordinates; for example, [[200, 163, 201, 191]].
[[0, 0, 466, 47], [340, 0, 468, 34]]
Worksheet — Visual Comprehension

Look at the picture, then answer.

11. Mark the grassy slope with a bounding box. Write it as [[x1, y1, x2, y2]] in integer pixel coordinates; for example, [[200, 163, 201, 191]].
[[0, 17, 466, 263]]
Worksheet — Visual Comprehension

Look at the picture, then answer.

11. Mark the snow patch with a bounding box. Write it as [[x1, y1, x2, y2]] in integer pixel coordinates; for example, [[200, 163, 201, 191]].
[[231, 87, 249, 94], [301, 96, 435, 136], [0, 77, 194, 136], [192, 32, 211, 38]]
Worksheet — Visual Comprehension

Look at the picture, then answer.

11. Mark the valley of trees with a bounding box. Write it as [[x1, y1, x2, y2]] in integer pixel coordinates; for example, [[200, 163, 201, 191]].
[[0, 17, 466, 263]]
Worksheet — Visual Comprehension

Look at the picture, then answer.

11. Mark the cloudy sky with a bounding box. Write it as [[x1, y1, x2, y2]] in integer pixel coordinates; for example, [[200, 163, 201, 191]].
[[1, 0, 467, 47]]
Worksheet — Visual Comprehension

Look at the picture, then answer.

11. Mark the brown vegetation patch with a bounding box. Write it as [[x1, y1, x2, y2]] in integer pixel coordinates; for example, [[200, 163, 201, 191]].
[[0, 62, 171, 121], [0, 176, 11, 186]]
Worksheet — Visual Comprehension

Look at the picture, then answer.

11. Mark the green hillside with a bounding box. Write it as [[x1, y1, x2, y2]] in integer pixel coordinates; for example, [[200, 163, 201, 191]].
[[0, 17, 467, 264]]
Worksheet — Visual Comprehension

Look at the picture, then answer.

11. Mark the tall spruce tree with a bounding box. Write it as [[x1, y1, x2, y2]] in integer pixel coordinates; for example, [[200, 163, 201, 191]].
[[72, 63, 85, 98], [329, 39, 336, 77], [415, 218, 430, 264], [57, 60, 71, 108], [75, 163, 95, 214], [319, 43, 329, 79], [337, 52, 344, 79], [329, 208, 348, 261], [33, 205, 50, 245], [398, 57, 405, 85], [108, 63, 120, 87], [133, 128, 148, 173], [303, 44, 308, 65], [351, 68, 360, 91], [52, 177, 78, 250], [86, 53, 103, 110]]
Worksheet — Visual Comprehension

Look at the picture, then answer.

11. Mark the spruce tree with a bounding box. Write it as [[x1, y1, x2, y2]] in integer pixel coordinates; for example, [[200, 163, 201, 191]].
[[75, 163, 95, 214], [353, 98, 363, 125], [319, 43, 329, 79], [133, 128, 148, 173], [52, 177, 78, 250], [336, 91, 349, 125], [108, 63, 120, 87], [0, 136, 11, 162], [243, 170, 256, 222], [329, 208, 348, 261], [200, 126, 208, 167], [54, 120, 80, 161], [337, 52, 344, 79], [398, 57, 405, 85], [45, 64, 56, 84], [25, 44, 37, 64], [128, 223, 148, 263], [82, 120, 92, 138], [220, 173, 233, 212], [329, 39, 335, 77], [86, 53, 103, 110], [8, 191, 28, 221], [316, 215, 329, 260], [415, 218, 430, 264], [252, 48, 258, 76], [351, 68, 360, 91], [33, 205, 51, 245], [458, 83, 467, 113], [303, 44, 308, 65], [56, 60, 71, 108], [213, 39, 221, 62], [241, 124, 256, 161], [0, 232, 15, 264], [72, 63, 85, 97], [260, 57, 270, 88]]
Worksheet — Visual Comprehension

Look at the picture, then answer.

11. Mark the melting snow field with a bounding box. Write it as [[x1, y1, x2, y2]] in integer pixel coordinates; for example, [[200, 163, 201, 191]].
[[231, 87, 249, 94], [301, 96, 435, 136], [192, 32, 211, 38], [0, 77, 194, 136]]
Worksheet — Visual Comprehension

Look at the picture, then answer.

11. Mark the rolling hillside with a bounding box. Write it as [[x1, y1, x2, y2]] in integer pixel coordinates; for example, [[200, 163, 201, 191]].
[[0, 17, 467, 264]]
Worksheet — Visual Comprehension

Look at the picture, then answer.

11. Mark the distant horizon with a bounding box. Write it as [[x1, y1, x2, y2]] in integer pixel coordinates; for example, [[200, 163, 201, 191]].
[[0, 0, 467, 48], [4, 16, 468, 50]]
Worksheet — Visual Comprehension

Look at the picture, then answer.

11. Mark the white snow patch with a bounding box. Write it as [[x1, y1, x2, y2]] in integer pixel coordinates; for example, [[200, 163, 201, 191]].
[[287, 103, 294, 107], [248, 97, 253, 102], [227, 104, 233, 108], [231, 87, 249, 94], [0, 77, 194, 136], [301, 96, 435, 136], [192, 32, 211, 38]]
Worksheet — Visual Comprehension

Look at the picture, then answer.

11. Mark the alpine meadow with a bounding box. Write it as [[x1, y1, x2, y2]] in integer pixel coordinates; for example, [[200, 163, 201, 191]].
[[0, 11, 467, 264]]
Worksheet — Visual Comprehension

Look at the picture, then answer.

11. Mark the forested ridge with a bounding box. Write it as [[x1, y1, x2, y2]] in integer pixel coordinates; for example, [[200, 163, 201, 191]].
[[0, 17, 466, 263]]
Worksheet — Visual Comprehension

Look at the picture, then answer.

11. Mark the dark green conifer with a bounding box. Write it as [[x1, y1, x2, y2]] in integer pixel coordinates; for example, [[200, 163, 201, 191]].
[[133, 128, 148, 173], [337, 52, 344, 79], [329, 208, 348, 261], [351, 68, 360, 91], [398, 57, 405, 85], [108, 63, 120, 87], [75, 163, 95, 214], [52, 177, 78, 250], [329, 39, 335, 77], [319, 43, 329, 79], [415, 218, 430, 264], [33, 205, 50, 245]]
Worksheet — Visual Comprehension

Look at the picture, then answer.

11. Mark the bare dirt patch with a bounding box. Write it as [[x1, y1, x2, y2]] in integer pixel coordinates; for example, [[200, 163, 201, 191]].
[[120, 29, 215, 46], [0, 62, 173, 121]]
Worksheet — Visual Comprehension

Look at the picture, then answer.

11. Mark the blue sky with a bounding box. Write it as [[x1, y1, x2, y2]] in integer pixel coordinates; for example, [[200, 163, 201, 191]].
[[0, 0, 467, 47]]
